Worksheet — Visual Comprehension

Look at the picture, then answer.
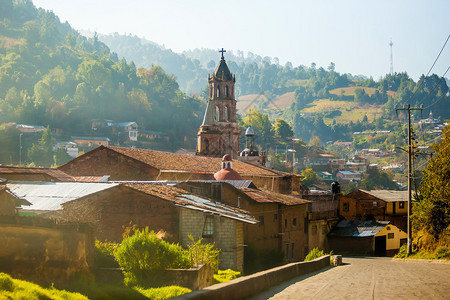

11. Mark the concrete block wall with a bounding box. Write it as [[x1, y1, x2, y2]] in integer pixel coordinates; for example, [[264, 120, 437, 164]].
[[179, 208, 243, 271]]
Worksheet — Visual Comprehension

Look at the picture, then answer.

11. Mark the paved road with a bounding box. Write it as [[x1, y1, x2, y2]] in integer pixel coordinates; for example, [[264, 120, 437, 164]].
[[248, 257, 450, 300]]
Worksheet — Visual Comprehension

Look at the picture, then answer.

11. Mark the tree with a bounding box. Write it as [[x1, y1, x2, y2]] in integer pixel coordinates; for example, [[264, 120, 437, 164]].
[[272, 118, 293, 141], [27, 127, 54, 167], [241, 108, 273, 145], [414, 126, 450, 240], [301, 168, 322, 186], [309, 135, 322, 147]]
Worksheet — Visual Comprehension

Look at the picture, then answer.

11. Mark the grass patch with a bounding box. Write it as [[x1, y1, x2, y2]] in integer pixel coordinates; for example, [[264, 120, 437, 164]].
[[304, 248, 325, 261], [134, 286, 191, 299], [0, 272, 88, 300], [395, 245, 450, 260], [213, 269, 242, 284]]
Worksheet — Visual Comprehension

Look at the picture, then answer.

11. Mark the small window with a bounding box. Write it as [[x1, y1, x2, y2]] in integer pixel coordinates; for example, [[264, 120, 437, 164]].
[[373, 201, 377, 207], [216, 86, 220, 97], [202, 215, 214, 237], [387, 226, 391, 231], [343, 202, 349, 212], [322, 225, 327, 235], [225, 85, 229, 97], [273, 214, 278, 221], [399, 201, 405, 208], [312, 225, 317, 235], [292, 218, 297, 226], [388, 233, 394, 239], [259, 216, 264, 226]]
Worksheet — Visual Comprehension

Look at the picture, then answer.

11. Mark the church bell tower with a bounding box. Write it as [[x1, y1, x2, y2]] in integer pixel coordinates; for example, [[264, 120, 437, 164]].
[[197, 49, 243, 158]]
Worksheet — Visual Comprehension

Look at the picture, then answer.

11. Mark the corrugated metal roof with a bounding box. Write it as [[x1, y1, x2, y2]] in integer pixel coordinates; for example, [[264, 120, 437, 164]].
[[177, 194, 256, 224], [329, 220, 390, 237], [7, 182, 118, 211], [360, 190, 407, 202]]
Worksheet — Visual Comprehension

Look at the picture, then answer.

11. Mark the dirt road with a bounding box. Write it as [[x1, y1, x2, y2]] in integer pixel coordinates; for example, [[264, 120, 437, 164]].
[[248, 257, 450, 299]]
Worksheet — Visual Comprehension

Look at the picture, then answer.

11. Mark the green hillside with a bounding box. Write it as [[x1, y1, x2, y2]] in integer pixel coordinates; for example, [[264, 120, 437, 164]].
[[0, 0, 203, 165]]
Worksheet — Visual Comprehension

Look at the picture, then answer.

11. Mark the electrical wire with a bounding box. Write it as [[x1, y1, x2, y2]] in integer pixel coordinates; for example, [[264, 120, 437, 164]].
[[422, 65, 450, 110], [399, 34, 450, 105]]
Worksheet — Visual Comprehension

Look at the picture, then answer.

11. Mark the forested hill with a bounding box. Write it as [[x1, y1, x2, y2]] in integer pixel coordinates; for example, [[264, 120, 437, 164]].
[[0, 0, 203, 150]]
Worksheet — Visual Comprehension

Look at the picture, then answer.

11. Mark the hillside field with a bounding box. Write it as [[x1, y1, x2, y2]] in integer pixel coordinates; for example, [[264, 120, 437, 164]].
[[302, 99, 384, 124]]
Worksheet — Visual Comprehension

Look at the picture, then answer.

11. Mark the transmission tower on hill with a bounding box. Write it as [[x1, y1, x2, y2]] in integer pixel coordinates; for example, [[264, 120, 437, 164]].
[[389, 39, 394, 75]]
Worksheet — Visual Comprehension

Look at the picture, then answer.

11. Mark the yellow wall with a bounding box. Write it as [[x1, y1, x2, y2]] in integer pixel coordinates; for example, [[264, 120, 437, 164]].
[[376, 224, 407, 250], [385, 202, 407, 215]]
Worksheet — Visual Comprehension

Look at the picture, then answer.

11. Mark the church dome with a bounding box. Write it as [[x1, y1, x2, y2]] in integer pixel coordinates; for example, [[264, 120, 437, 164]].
[[214, 154, 243, 180], [245, 126, 255, 136], [214, 168, 243, 180], [222, 154, 232, 161]]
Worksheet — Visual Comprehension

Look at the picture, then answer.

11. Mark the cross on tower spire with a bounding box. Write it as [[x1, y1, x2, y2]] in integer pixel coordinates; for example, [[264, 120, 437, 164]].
[[219, 48, 226, 59]]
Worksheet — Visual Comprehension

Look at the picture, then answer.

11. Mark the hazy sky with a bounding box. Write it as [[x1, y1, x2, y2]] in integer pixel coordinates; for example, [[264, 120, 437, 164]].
[[33, 0, 449, 81]]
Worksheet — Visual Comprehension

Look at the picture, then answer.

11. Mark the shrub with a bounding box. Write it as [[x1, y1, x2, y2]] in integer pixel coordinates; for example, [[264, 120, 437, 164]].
[[134, 286, 191, 299], [94, 240, 119, 267], [304, 248, 324, 261], [114, 227, 191, 286], [213, 269, 242, 284], [395, 244, 408, 258], [186, 235, 220, 271], [435, 246, 450, 260]]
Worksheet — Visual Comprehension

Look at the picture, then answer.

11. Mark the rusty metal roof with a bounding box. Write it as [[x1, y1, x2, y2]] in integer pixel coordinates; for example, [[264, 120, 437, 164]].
[[329, 220, 390, 237], [360, 190, 407, 202], [125, 183, 257, 224], [7, 182, 119, 211]]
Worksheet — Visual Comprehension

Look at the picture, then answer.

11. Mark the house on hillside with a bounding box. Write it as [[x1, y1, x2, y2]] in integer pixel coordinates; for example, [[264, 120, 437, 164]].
[[16, 124, 46, 133], [58, 146, 302, 194], [72, 136, 110, 148], [0, 166, 74, 182], [4, 182, 255, 271], [336, 170, 361, 182], [328, 220, 407, 256], [175, 180, 310, 272], [339, 189, 407, 231]]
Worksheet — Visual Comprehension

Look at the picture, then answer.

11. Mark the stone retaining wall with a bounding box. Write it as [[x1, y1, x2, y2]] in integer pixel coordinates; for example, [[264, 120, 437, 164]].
[[176, 255, 331, 300]]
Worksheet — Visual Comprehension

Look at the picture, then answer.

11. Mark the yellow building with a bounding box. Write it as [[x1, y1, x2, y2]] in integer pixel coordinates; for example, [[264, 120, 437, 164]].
[[329, 220, 407, 256], [376, 224, 407, 256]]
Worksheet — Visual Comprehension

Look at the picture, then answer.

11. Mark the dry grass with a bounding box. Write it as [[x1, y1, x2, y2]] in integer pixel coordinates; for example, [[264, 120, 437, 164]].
[[329, 86, 397, 97], [302, 99, 384, 124]]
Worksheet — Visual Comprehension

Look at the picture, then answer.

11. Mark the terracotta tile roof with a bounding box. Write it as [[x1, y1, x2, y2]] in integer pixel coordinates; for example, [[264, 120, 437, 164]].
[[0, 166, 74, 182], [239, 188, 311, 206], [108, 146, 294, 177], [126, 183, 256, 224]]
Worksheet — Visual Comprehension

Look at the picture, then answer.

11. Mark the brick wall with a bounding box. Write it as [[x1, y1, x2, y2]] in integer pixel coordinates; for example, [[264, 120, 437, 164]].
[[46, 186, 180, 243], [59, 147, 159, 180]]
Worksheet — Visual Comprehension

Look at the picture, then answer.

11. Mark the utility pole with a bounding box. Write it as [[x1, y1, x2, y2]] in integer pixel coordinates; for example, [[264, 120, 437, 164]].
[[395, 104, 423, 255]]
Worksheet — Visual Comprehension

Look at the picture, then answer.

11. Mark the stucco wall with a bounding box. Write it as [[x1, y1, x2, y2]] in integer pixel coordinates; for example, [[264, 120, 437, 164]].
[[0, 217, 93, 284], [376, 225, 407, 251]]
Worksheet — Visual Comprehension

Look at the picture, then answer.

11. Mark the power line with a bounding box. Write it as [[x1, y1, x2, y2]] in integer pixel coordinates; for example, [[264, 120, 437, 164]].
[[400, 34, 450, 105]]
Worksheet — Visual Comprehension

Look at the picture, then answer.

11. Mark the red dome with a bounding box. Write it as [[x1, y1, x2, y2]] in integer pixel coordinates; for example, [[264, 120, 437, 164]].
[[222, 154, 232, 161], [214, 168, 243, 180]]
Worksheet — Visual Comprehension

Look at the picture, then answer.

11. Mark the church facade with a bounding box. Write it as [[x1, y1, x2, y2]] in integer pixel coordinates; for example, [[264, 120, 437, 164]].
[[196, 49, 243, 159]]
